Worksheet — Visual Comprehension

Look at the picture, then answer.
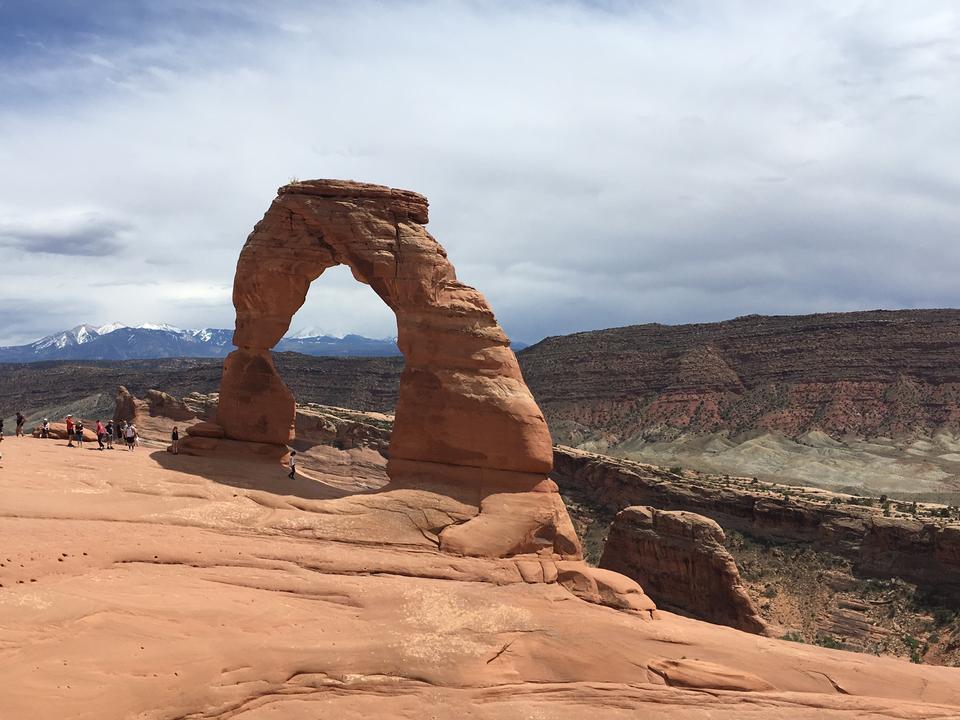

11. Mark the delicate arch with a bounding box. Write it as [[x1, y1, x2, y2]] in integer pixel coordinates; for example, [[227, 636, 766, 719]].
[[217, 180, 554, 491]]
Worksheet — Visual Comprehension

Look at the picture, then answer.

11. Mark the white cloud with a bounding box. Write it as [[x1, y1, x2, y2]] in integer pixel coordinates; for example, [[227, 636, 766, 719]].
[[0, 0, 958, 345]]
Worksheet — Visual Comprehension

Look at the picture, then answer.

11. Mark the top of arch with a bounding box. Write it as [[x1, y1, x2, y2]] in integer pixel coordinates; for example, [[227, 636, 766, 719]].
[[279, 179, 429, 224]]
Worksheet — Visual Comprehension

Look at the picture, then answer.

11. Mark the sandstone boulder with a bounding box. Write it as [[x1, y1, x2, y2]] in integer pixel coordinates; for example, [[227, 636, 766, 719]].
[[144, 389, 195, 421], [31, 422, 98, 443], [600, 505, 766, 634]]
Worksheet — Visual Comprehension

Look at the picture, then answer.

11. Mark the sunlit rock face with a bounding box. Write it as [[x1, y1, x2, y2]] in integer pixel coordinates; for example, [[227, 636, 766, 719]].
[[217, 179, 553, 492]]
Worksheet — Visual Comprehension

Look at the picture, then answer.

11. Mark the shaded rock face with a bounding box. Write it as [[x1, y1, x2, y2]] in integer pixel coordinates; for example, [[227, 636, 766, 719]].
[[113, 386, 137, 423], [217, 180, 553, 493], [600, 506, 766, 634]]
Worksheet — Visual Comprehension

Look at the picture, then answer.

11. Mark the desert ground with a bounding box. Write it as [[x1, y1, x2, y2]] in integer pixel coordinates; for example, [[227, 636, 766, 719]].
[[3, 434, 960, 719]]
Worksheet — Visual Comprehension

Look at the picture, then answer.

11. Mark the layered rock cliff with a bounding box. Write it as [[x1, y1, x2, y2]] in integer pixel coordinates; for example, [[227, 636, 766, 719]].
[[519, 310, 960, 446]]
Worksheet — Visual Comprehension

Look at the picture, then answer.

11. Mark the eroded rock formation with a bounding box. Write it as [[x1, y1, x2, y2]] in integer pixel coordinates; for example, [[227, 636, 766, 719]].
[[216, 180, 552, 491], [203, 180, 605, 580], [600, 505, 766, 633]]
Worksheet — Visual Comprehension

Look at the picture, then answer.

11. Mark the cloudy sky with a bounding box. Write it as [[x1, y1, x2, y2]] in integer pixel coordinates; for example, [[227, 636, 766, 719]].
[[1, 1, 958, 346]]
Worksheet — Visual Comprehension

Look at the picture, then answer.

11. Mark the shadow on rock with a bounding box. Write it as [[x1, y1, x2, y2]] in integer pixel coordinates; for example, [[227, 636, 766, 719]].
[[148, 449, 353, 501]]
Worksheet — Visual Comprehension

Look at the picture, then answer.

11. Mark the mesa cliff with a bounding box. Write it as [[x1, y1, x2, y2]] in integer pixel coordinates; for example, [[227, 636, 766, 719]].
[[519, 310, 960, 446]]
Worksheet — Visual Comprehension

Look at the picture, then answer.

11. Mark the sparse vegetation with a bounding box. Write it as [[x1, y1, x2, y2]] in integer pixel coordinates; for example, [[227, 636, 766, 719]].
[[815, 635, 844, 650]]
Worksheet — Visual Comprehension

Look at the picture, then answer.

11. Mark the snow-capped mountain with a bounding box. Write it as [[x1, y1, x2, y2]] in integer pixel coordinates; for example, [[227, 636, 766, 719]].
[[0, 323, 401, 363]]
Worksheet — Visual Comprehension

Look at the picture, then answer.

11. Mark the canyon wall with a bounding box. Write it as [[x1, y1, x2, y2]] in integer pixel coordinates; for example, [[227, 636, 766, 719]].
[[554, 446, 960, 601]]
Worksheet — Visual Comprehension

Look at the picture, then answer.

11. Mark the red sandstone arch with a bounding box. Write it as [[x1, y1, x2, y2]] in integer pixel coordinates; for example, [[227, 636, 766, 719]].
[[217, 179, 555, 492]]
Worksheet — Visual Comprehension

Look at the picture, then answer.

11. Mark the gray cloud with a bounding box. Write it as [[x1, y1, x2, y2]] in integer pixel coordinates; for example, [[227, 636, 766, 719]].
[[0, 212, 132, 256], [0, 1, 958, 346]]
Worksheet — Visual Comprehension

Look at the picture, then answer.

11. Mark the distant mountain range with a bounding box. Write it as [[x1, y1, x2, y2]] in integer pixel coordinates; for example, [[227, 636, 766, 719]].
[[0, 323, 402, 362]]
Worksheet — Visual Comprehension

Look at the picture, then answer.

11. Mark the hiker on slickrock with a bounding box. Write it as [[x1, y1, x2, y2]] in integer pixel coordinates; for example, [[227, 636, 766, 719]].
[[66, 415, 75, 447], [15, 412, 25, 437], [96, 420, 107, 451], [124, 422, 138, 451]]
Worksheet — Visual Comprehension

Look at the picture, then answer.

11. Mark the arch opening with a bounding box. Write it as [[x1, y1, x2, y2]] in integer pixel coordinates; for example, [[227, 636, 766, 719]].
[[286, 263, 398, 345]]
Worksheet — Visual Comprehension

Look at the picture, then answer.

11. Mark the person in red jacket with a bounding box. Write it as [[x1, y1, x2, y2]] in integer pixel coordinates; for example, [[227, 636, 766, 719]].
[[65, 415, 75, 447], [95, 420, 106, 451]]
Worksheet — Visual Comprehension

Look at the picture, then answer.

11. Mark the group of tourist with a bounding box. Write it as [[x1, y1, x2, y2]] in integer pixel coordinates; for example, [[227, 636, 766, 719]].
[[63, 414, 140, 451], [1, 411, 278, 471], [5, 411, 144, 451]]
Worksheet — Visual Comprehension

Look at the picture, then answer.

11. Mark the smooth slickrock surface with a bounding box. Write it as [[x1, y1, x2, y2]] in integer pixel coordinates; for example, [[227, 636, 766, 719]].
[[2, 438, 960, 718], [600, 506, 766, 633]]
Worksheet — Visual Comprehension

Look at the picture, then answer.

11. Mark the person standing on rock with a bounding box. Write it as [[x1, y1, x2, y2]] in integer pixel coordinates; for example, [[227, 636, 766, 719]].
[[75, 420, 85, 448], [288, 450, 297, 479], [95, 420, 107, 451], [170, 426, 180, 455], [124, 422, 137, 450], [65, 415, 75, 447], [41, 419, 50, 439], [105, 420, 114, 449], [15, 412, 25, 437]]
